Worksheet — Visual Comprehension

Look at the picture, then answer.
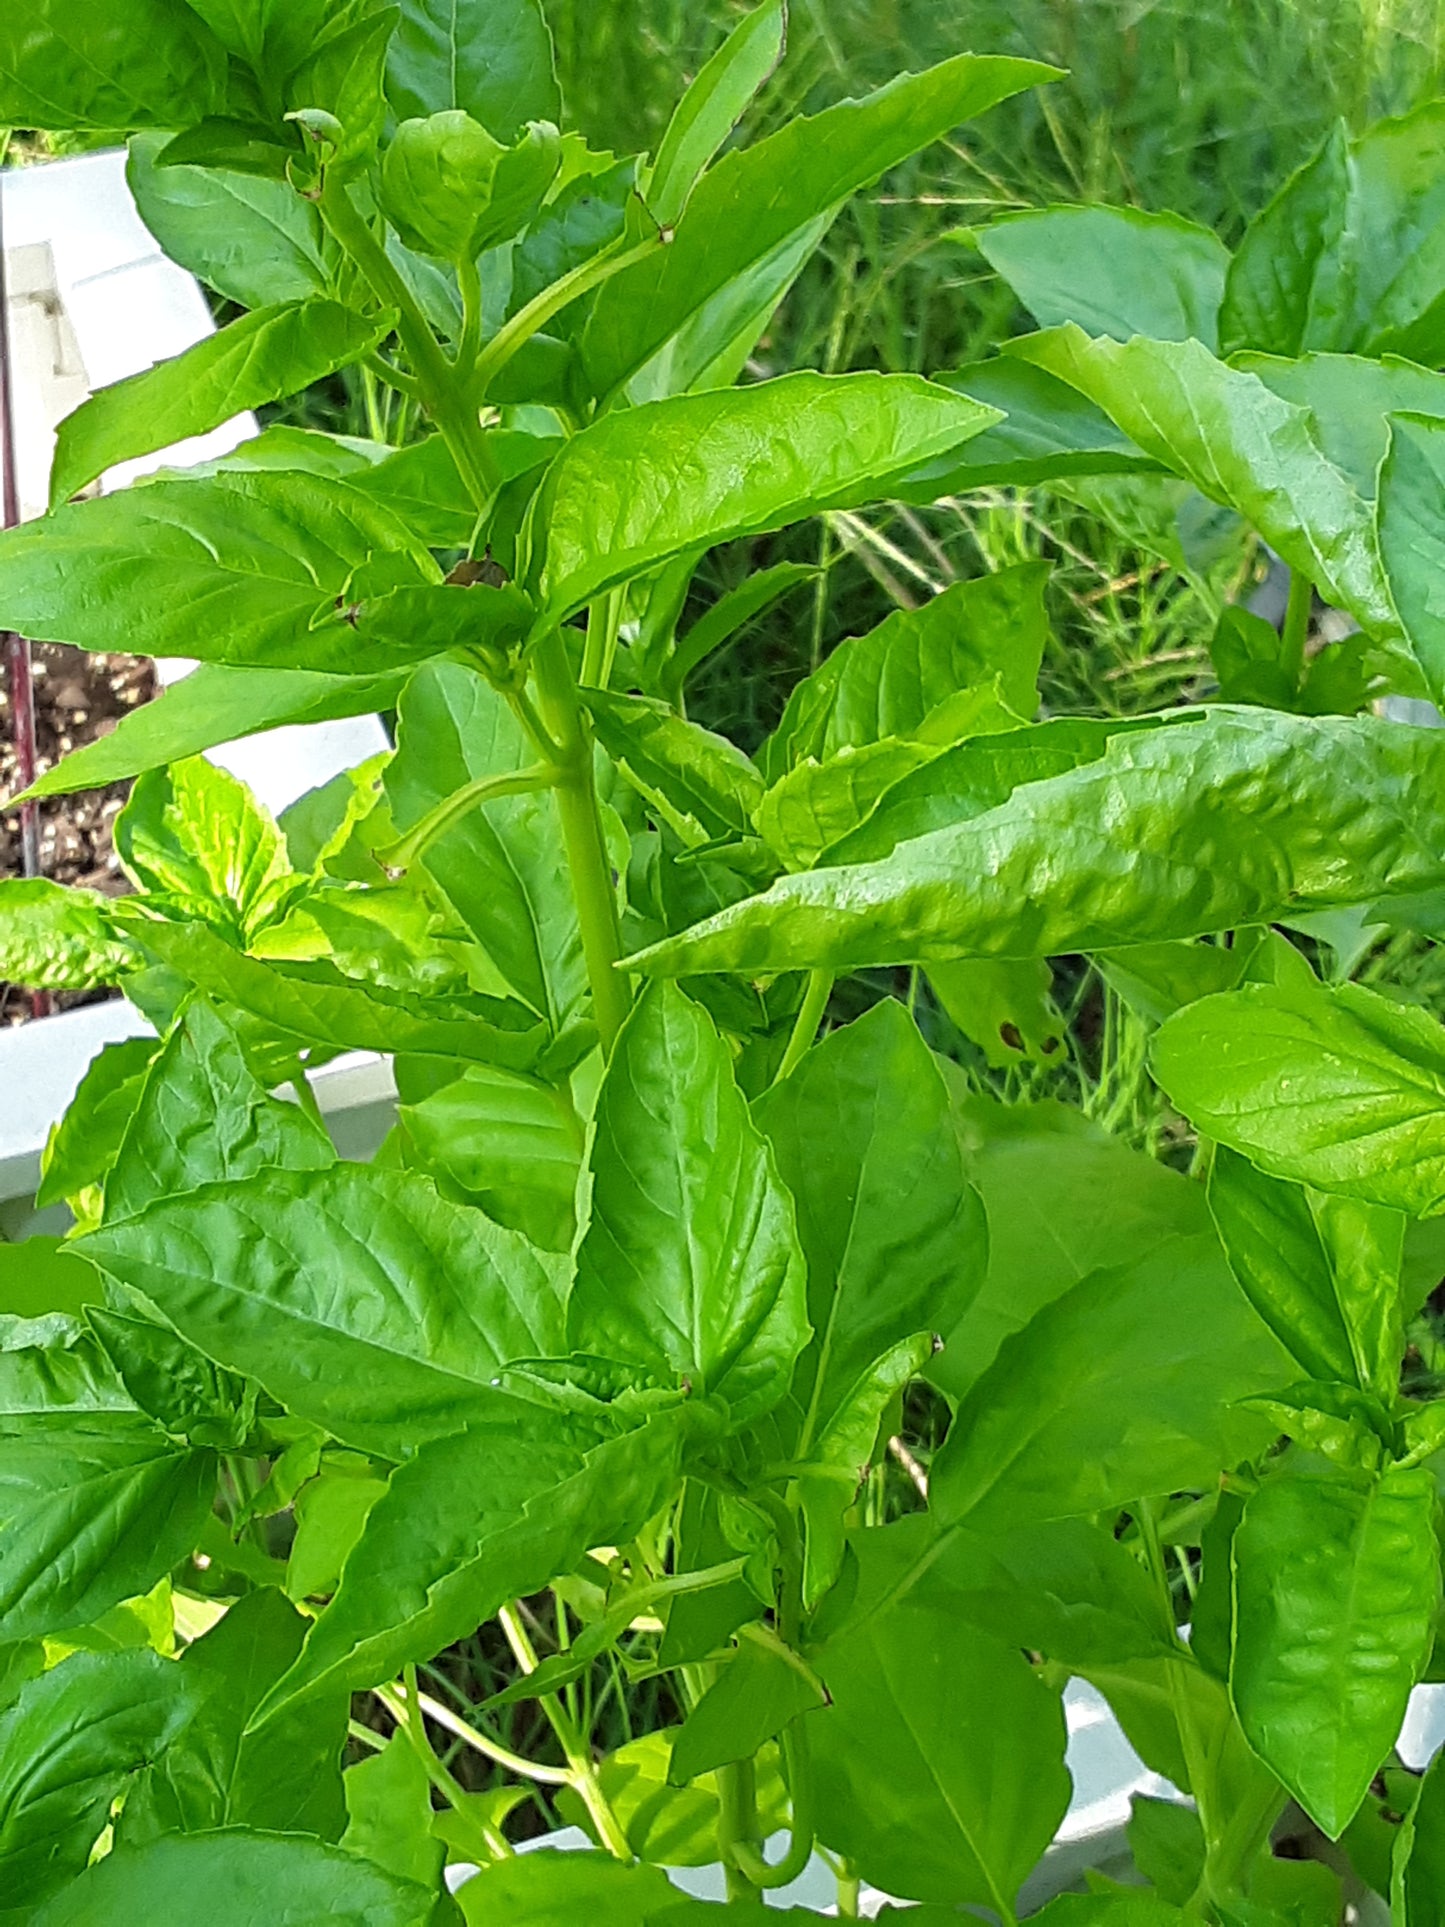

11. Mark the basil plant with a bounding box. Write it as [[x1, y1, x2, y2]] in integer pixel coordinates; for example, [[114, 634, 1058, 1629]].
[[5, 3, 1445, 1923]]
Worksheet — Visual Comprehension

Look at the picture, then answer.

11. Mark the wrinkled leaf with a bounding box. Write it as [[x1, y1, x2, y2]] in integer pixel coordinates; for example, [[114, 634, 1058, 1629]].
[[82, 1163, 567, 1460]]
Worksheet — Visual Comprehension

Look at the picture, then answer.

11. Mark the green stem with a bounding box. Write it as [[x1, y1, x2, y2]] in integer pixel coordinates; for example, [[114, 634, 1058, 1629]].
[[500, 1604, 634, 1862], [455, 253, 484, 378], [290, 1061, 325, 1131], [1280, 569, 1312, 691], [318, 178, 500, 504], [580, 591, 624, 691], [716, 1757, 762, 1903], [774, 970, 834, 1086], [471, 233, 663, 402], [529, 626, 631, 1051], [379, 763, 558, 871], [381, 1672, 499, 1864], [401, 1685, 571, 1785], [725, 1719, 816, 1889]]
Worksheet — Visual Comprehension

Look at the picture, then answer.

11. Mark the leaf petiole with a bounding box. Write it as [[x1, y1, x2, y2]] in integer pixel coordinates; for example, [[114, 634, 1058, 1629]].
[[378, 764, 559, 872]]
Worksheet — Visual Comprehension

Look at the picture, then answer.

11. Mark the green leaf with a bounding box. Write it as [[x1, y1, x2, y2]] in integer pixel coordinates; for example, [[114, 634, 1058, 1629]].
[[30, 1829, 436, 1926], [23, 662, 409, 802], [898, 356, 1164, 496], [538, 371, 1000, 617], [1397, 1742, 1445, 1926], [342, 1732, 444, 1887], [287, 1459, 388, 1600], [810, 1524, 1069, 1911], [81, 1163, 566, 1460], [51, 301, 390, 508], [133, 919, 546, 1069], [105, 998, 333, 1224], [567, 983, 807, 1426], [1218, 125, 1348, 358], [660, 560, 818, 702], [0, 0, 228, 131], [754, 739, 941, 872], [1231, 1459, 1440, 1837], [1030, 1898, 1188, 1927], [0, 878, 130, 990], [0, 1650, 189, 1909], [584, 690, 766, 838], [559, 1729, 788, 1866], [647, 0, 786, 229], [254, 1398, 690, 1720], [1153, 978, 1445, 1217], [381, 109, 503, 258], [0, 1316, 129, 1417], [1210, 604, 1304, 710], [453, 1851, 679, 1926], [754, 997, 982, 1451], [0, 1241, 102, 1323], [1377, 410, 1445, 708], [0, 1413, 213, 1639], [581, 53, 1056, 399], [36, 1038, 156, 1213], [630, 709, 1445, 977], [89, 1306, 255, 1449], [1233, 352, 1445, 506], [929, 1515, 1178, 1669], [0, 470, 433, 675], [979, 205, 1228, 348], [1127, 1796, 1205, 1905], [385, 0, 559, 138], [929, 957, 1065, 1068], [761, 563, 1049, 776], [116, 757, 297, 942], [1007, 327, 1397, 646], [1208, 1147, 1406, 1397], [1223, 103, 1445, 364], [122, 1588, 346, 1843], [668, 1628, 824, 1785], [128, 130, 340, 307], [930, 1234, 1288, 1533], [399, 1064, 582, 1253], [387, 662, 584, 1032], [287, 8, 398, 179], [935, 1101, 1213, 1401]]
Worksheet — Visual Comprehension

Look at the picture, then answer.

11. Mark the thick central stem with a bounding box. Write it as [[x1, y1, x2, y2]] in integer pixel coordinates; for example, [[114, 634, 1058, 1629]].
[[531, 627, 631, 1052]]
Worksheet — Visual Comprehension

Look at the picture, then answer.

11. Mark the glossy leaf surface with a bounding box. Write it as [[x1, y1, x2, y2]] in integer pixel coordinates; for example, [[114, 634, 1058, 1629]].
[[1154, 978, 1445, 1216], [0, 1414, 214, 1639], [30, 1829, 436, 1926], [0, 472, 428, 674], [385, 0, 559, 138], [50, 301, 387, 507], [0, 0, 227, 130], [0, 1650, 189, 1908], [0, 879, 129, 990], [538, 371, 1000, 617], [630, 709, 1445, 975], [582, 53, 1055, 397], [82, 1164, 566, 1459], [1008, 327, 1396, 644], [1231, 1459, 1440, 1837], [256, 1400, 690, 1718], [811, 1526, 1069, 1909], [569, 984, 806, 1426], [105, 998, 333, 1223]]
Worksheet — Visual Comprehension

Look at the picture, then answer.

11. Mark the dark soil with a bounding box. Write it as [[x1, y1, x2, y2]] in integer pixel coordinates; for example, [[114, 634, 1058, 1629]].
[[1, 642, 154, 1025]]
